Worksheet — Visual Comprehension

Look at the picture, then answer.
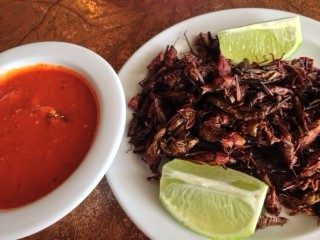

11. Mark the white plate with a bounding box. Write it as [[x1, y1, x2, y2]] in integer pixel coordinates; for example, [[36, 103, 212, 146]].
[[0, 42, 125, 239], [107, 8, 320, 240]]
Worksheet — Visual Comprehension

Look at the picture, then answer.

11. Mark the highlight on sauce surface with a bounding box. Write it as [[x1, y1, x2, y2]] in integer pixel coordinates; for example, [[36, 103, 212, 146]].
[[0, 64, 98, 209]]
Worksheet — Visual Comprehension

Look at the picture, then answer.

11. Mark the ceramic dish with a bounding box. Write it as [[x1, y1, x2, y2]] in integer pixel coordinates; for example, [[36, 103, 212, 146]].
[[0, 42, 126, 239], [107, 8, 320, 240]]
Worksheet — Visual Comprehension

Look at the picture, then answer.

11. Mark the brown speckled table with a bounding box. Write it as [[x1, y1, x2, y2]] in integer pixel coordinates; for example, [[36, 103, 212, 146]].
[[1, 1, 320, 239]]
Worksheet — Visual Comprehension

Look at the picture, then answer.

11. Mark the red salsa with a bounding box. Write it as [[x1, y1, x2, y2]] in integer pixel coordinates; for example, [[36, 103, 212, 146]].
[[0, 64, 98, 209]]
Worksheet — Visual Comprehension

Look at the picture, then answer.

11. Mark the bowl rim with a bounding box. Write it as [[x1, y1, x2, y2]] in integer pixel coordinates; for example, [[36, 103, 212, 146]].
[[0, 41, 126, 239]]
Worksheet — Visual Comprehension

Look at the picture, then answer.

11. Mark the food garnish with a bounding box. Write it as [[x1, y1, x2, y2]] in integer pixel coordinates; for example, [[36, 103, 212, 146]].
[[160, 159, 268, 239], [218, 16, 302, 63]]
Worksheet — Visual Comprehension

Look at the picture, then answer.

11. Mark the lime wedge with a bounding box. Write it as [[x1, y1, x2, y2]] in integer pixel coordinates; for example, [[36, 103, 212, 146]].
[[159, 159, 268, 239], [217, 16, 302, 63]]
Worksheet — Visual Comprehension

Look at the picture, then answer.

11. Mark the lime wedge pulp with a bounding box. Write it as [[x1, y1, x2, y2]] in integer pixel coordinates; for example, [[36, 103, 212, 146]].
[[217, 16, 302, 63], [159, 159, 268, 239]]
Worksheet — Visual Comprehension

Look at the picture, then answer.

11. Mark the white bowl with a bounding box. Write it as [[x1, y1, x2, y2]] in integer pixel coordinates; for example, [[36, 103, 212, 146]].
[[0, 42, 126, 239]]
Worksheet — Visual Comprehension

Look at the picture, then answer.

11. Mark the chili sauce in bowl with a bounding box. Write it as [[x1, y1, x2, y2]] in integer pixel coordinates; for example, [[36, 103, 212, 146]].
[[0, 64, 98, 209], [0, 42, 125, 239]]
